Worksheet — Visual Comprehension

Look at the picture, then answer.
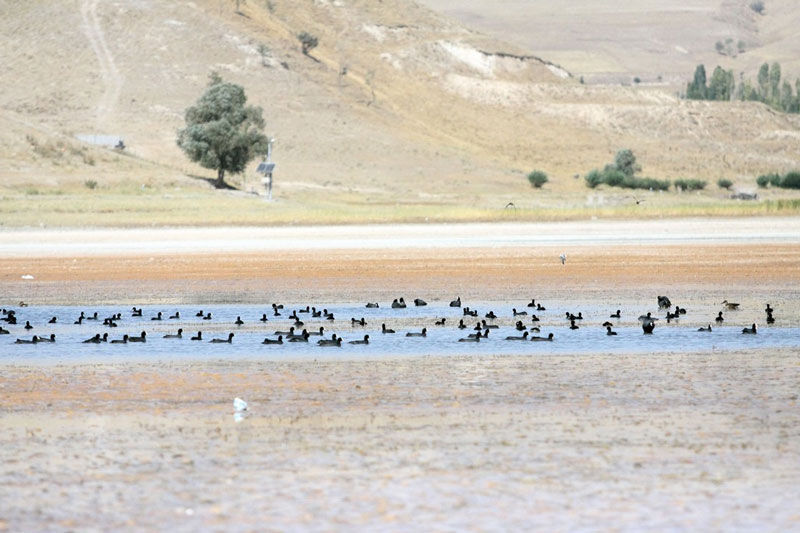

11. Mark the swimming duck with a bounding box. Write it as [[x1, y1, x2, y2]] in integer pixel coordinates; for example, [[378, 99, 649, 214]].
[[274, 327, 295, 336], [0, 327, 9, 334], [414, 299, 427, 307], [697, 325, 712, 332], [351, 317, 366, 326], [766, 314, 775, 324], [318, 335, 342, 347], [638, 312, 658, 322], [606, 326, 617, 336], [602, 321, 614, 327], [312, 308, 322, 317], [485, 311, 497, 319], [457, 320, 467, 330], [480, 320, 499, 330], [512, 308, 527, 316], [449, 297, 462, 308], [715, 312, 724, 323], [526, 299, 536, 308], [515, 321, 526, 331], [505, 331, 529, 341], [391, 298, 407, 309], [169, 312, 180, 320], [103, 318, 118, 327], [196, 310, 205, 317], [405, 328, 427, 337], [569, 319, 579, 330], [657, 296, 672, 309], [530, 314, 540, 322], [24, 321, 33, 330], [742, 324, 757, 334], [74, 313, 85, 324], [435, 318, 446, 326], [15, 336, 39, 344], [641, 320, 655, 334], [203, 312, 212, 320], [307, 326, 325, 336], [531, 333, 554, 342], [262, 335, 283, 345], [468, 329, 489, 339], [260, 314, 269, 322], [722, 300, 740, 310], [190, 331, 203, 341], [365, 302, 379, 308], [48, 316, 57, 324], [463, 307, 478, 317], [132, 307, 143, 317], [298, 306, 310, 314], [610, 310, 621, 318], [210, 333, 234, 343], [235, 316, 244, 326], [288, 331, 310, 342], [293, 319, 305, 327], [289, 311, 300, 321], [458, 333, 481, 342], [151, 312, 163, 321], [110, 335, 129, 344], [36, 334, 55, 343], [163, 329, 183, 339], [381, 323, 395, 334], [129, 331, 147, 343], [348, 335, 370, 345], [83, 333, 104, 343]]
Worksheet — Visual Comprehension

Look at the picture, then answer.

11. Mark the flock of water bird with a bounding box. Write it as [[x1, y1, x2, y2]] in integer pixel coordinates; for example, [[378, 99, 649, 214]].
[[1, 295, 779, 348]]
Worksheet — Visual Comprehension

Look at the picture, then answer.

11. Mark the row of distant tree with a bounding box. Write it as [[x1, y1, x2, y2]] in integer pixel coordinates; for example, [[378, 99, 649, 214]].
[[686, 62, 800, 113]]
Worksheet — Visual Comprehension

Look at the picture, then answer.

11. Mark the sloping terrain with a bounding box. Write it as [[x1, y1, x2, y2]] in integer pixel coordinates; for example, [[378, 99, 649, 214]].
[[0, 0, 799, 214]]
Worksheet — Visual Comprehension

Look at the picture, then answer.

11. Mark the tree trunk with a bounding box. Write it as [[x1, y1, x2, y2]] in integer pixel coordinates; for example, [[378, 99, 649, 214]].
[[216, 168, 226, 189]]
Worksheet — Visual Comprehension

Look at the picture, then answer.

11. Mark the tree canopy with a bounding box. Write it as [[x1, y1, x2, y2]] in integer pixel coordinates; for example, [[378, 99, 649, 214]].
[[177, 74, 269, 188]]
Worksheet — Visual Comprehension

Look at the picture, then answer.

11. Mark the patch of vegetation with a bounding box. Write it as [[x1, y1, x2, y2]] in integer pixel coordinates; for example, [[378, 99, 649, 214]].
[[686, 62, 800, 113], [757, 171, 800, 189], [297, 31, 318, 56], [584, 150, 671, 191], [84, 180, 98, 190], [176, 72, 269, 189], [527, 170, 549, 188], [750, 1, 765, 15], [674, 179, 707, 191], [717, 178, 733, 190]]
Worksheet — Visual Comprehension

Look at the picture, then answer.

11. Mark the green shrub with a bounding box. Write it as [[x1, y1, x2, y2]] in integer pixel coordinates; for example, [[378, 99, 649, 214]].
[[782, 171, 800, 189], [526, 170, 549, 188], [674, 179, 707, 191], [585, 169, 604, 188], [756, 174, 772, 188], [717, 178, 733, 190], [769, 173, 782, 186], [84, 180, 98, 190]]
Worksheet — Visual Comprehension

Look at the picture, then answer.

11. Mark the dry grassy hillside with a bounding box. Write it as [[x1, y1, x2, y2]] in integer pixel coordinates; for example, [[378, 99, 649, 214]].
[[420, 0, 800, 85], [0, 0, 799, 224]]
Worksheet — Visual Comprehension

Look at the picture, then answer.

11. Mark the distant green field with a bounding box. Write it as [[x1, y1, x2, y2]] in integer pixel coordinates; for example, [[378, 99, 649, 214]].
[[1, 184, 799, 228]]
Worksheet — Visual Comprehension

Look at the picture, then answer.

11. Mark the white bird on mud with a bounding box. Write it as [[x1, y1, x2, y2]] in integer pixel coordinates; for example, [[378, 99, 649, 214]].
[[559, 253, 566, 265], [233, 398, 248, 412]]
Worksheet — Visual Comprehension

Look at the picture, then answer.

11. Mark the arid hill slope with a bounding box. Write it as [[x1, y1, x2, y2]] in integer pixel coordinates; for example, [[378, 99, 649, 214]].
[[1, 0, 799, 202]]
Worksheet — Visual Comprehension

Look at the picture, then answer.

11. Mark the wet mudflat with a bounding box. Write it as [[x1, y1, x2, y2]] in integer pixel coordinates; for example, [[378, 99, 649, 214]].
[[2, 351, 799, 531]]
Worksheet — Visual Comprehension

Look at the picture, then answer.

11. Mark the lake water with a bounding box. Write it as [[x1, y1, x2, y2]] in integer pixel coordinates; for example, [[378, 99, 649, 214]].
[[2, 303, 795, 363]]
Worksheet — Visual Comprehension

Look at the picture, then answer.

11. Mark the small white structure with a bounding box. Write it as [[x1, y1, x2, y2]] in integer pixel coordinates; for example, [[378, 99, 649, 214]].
[[256, 137, 276, 200]]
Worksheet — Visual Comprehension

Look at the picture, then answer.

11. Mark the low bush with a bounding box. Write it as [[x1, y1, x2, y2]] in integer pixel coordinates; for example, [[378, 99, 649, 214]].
[[584, 169, 670, 190], [757, 171, 800, 189], [527, 170, 549, 188], [674, 179, 707, 191], [84, 180, 98, 190], [717, 178, 733, 190]]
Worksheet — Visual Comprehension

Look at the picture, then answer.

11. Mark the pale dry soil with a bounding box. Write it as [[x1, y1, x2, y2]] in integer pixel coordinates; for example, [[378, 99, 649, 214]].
[[1, 221, 799, 530]]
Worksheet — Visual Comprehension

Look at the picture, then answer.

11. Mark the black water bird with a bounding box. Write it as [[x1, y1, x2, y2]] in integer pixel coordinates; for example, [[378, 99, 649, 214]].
[[262, 336, 283, 345], [414, 299, 427, 307], [610, 310, 621, 318], [348, 335, 370, 345], [512, 308, 527, 316], [191, 331, 203, 341], [742, 324, 757, 334], [606, 326, 617, 336], [235, 316, 244, 326], [151, 312, 163, 321], [111, 335, 129, 344], [715, 312, 724, 324], [170, 312, 180, 320], [435, 318, 446, 326], [450, 297, 461, 307], [531, 333, 554, 342], [163, 329, 183, 339], [697, 325, 712, 332], [48, 316, 57, 324], [365, 302, 379, 308], [505, 331, 528, 341], [210, 333, 234, 343], [129, 331, 147, 343], [406, 328, 427, 337]]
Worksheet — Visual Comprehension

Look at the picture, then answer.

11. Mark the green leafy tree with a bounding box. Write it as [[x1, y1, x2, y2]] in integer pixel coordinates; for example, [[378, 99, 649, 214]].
[[687, 65, 707, 100], [297, 31, 319, 56], [769, 62, 782, 103], [708, 66, 734, 101], [757, 62, 770, 100], [613, 149, 640, 177], [177, 74, 269, 189]]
